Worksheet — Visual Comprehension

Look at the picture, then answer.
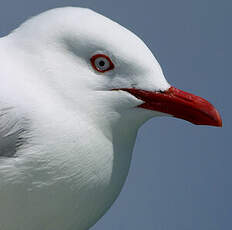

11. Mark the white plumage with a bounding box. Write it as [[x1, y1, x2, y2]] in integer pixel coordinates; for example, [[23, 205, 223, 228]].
[[0, 7, 221, 230], [0, 7, 169, 230]]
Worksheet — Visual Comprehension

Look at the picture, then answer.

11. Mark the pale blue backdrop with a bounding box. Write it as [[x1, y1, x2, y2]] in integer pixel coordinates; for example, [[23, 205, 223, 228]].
[[0, 0, 230, 229]]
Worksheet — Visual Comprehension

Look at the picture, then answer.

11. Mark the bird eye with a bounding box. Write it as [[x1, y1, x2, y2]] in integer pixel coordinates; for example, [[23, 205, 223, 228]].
[[90, 54, 114, 73]]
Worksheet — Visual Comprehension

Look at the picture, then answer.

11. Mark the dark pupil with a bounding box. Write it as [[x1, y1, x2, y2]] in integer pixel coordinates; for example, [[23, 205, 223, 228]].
[[99, 60, 105, 67]]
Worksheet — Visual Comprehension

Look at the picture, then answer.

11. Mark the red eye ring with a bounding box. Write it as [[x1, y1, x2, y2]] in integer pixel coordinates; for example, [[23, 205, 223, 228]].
[[90, 54, 114, 73]]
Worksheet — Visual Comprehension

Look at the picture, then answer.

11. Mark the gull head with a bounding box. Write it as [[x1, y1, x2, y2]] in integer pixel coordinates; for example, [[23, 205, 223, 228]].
[[10, 7, 222, 128]]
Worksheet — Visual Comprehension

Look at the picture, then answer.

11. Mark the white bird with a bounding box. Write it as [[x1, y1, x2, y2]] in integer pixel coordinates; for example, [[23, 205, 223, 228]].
[[0, 7, 222, 230]]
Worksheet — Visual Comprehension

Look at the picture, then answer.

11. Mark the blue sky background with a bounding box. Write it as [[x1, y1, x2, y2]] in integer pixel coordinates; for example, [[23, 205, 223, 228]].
[[0, 0, 230, 229]]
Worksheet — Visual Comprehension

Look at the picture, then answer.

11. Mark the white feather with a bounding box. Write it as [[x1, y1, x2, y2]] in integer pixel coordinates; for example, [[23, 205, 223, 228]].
[[0, 7, 169, 230]]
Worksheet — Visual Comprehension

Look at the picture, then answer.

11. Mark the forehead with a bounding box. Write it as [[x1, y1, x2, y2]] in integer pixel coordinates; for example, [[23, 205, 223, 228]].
[[68, 9, 156, 65]]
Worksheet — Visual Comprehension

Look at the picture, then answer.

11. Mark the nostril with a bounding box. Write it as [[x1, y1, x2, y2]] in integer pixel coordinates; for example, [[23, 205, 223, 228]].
[[131, 84, 138, 88]]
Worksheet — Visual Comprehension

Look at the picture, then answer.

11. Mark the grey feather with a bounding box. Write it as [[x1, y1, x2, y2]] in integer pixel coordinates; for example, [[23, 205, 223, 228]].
[[0, 106, 27, 157]]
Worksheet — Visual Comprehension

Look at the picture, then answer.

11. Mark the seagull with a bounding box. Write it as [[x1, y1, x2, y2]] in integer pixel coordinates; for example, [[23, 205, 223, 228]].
[[0, 7, 222, 230]]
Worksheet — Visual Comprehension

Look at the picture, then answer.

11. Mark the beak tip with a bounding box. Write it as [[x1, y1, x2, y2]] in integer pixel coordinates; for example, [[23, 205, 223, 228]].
[[207, 107, 222, 127], [215, 112, 223, 127]]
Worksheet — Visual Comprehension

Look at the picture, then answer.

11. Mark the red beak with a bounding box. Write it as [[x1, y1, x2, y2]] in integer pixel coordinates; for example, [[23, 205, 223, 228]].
[[119, 86, 222, 127]]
